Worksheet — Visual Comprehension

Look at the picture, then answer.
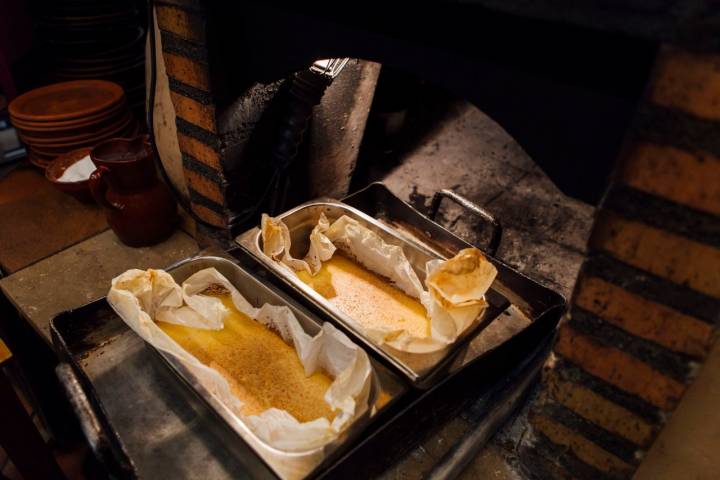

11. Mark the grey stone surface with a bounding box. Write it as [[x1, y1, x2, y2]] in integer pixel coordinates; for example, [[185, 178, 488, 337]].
[[485, 170, 594, 254], [494, 228, 586, 298], [217, 81, 283, 174], [378, 101, 594, 298], [380, 103, 533, 210], [307, 60, 382, 198], [460, 444, 522, 480], [0, 230, 198, 344]]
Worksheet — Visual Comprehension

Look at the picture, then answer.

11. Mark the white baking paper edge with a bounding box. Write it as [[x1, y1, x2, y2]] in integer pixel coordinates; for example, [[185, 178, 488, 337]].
[[107, 267, 373, 453], [260, 213, 498, 354]]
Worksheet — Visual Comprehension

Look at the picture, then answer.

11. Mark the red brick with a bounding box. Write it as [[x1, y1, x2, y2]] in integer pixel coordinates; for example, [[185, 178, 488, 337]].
[[156, 5, 205, 44], [620, 143, 720, 216], [575, 276, 714, 358], [530, 413, 634, 476], [591, 210, 720, 299], [650, 47, 720, 120], [191, 203, 226, 228], [177, 133, 221, 170], [170, 91, 216, 133], [185, 169, 225, 206], [163, 52, 210, 91], [554, 325, 686, 410], [545, 372, 656, 446]]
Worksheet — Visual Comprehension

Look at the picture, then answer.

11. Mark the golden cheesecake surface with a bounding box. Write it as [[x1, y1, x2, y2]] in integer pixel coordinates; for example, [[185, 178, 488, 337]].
[[159, 294, 336, 422], [297, 254, 430, 338]]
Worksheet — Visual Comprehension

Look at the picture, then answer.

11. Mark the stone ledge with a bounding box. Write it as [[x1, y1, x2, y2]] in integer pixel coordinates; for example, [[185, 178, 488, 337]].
[[0, 230, 198, 344]]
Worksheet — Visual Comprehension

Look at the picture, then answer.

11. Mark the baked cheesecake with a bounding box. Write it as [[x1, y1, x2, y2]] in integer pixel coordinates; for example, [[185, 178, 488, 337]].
[[296, 253, 430, 339], [159, 294, 336, 423]]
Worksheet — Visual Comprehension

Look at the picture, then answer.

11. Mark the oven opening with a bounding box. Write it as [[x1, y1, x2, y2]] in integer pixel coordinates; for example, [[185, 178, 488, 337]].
[[348, 66, 595, 299]]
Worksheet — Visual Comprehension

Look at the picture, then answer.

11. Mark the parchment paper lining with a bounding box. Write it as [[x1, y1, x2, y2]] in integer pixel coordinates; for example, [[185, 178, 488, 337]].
[[107, 267, 373, 452], [261, 213, 498, 353]]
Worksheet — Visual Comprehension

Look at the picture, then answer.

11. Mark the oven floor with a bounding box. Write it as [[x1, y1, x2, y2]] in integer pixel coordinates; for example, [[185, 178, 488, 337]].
[[355, 100, 595, 479], [355, 100, 594, 299]]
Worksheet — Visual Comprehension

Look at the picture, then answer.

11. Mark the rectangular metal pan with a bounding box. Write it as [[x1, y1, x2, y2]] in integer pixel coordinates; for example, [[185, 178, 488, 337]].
[[237, 201, 510, 388], [52, 254, 406, 480]]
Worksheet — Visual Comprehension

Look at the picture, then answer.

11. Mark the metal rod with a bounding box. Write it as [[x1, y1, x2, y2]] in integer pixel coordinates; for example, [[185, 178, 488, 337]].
[[425, 335, 551, 480]]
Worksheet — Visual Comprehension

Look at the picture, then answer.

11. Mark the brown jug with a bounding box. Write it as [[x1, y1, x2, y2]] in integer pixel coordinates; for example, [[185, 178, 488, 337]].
[[89, 136, 178, 247]]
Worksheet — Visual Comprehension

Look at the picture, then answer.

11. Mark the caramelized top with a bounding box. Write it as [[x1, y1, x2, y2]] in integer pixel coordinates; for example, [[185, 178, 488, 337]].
[[297, 253, 430, 339], [159, 294, 336, 422]]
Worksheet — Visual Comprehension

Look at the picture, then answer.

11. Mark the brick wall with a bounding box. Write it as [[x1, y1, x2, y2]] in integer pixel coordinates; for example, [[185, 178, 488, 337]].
[[521, 44, 720, 479], [154, 0, 228, 229], [152, 1, 378, 239]]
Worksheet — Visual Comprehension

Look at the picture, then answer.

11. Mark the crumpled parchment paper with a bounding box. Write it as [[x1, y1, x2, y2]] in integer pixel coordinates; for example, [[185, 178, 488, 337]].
[[261, 213, 498, 353], [107, 267, 372, 452]]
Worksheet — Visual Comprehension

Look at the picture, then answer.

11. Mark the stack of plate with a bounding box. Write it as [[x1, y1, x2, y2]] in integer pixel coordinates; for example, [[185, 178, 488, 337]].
[[38, 0, 146, 116], [9, 80, 137, 169]]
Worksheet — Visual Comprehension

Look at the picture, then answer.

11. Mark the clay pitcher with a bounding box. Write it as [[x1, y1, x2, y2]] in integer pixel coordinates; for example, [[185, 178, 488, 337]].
[[89, 136, 177, 247]]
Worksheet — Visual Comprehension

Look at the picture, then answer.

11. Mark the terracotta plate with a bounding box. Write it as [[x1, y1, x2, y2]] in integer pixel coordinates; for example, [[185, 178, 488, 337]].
[[26, 121, 140, 171], [29, 121, 136, 155], [16, 113, 132, 145], [9, 80, 124, 123], [10, 100, 128, 131]]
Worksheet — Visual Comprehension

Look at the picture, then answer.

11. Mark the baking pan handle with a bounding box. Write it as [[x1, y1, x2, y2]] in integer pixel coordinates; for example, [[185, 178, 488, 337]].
[[430, 189, 502, 256], [56, 363, 135, 478]]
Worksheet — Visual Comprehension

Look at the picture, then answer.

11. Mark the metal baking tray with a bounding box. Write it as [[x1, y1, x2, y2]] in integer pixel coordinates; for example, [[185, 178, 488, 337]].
[[237, 197, 511, 388], [51, 183, 566, 479], [52, 254, 406, 480]]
